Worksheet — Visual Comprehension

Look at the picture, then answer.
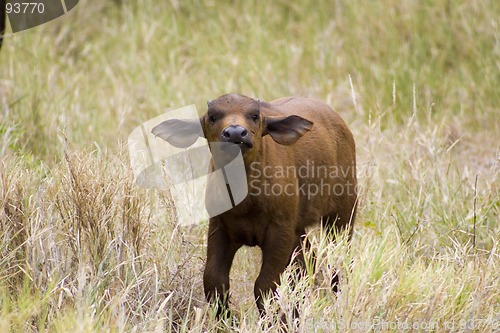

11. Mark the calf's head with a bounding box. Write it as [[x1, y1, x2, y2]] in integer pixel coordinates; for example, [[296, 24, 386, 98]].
[[152, 94, 313, 162]]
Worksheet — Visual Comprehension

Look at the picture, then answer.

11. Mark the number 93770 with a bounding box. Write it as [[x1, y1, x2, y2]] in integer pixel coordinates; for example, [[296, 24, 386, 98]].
[[6, 2, 45, 14]]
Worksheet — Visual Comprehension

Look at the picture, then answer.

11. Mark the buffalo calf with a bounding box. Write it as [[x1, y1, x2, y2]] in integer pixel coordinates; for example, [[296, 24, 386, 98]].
[[152, 94, 357, 317]]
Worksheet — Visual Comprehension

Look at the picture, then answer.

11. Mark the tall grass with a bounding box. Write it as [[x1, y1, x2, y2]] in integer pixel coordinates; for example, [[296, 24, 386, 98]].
[[0, 0, 499, 331]]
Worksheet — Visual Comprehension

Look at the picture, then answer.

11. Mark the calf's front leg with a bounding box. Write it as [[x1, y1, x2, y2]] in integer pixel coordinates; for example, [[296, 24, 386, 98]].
[[203, 218, 239, 318], [254, 224, 295, 316]]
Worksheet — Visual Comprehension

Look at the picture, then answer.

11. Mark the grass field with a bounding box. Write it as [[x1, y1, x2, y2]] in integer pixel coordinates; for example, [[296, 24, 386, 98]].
[[0, 0, 499, 332]]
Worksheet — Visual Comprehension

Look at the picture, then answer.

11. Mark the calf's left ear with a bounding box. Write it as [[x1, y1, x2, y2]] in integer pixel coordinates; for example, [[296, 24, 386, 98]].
[[263, 115, 313, 145], [152, 118, 204, 148]]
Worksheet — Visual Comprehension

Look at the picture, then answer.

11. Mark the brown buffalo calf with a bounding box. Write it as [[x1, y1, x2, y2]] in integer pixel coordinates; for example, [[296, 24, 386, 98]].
[[152, 94, 357, 317]]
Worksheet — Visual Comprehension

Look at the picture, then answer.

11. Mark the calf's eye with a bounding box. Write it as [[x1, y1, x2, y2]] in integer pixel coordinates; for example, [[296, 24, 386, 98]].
[[251, 114, 259, 122], [209, 115, 217, 123]]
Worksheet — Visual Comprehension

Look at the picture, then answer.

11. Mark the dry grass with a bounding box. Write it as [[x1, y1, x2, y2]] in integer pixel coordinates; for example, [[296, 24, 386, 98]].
[[0, 0, 499, 332]]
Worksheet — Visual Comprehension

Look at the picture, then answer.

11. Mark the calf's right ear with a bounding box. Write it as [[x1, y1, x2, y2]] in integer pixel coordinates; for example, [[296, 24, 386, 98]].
[[151, 118, 204, 148], [263, 115, 313, 145]]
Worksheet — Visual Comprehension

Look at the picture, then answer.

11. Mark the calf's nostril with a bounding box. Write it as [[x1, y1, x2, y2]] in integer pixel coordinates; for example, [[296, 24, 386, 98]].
[[241, 129, 248, 137], [223, 130, 231, 138]]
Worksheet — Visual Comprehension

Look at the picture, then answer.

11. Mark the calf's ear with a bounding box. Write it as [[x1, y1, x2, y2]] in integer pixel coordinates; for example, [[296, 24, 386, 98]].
[[263, 115, 313, 145], [152, 118, 204, 148]]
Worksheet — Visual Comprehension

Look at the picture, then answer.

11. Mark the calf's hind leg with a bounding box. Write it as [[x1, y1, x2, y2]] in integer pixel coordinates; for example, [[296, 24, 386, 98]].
[[321, 200, 357, 291], [290, 230, 315, 276]]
